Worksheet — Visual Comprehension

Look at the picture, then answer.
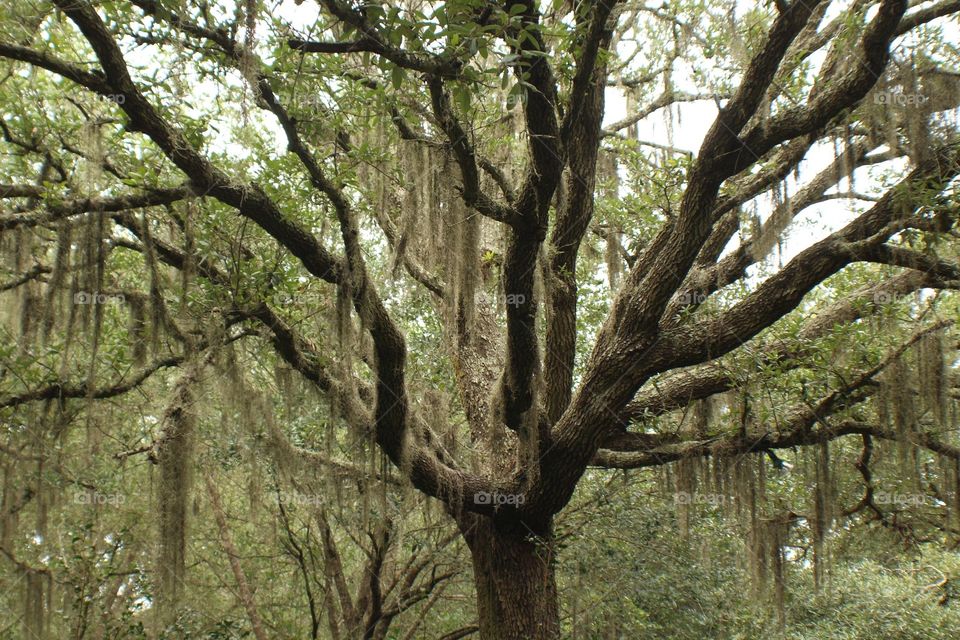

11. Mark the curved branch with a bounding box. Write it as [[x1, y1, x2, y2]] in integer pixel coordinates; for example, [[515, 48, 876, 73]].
[[292, 0, 462, 78], [680, 141, 960, 368], [0, 353, 184, 409], [0, 265, 51, 292], [620, 269, 943, 425], [1, 185, 195, 231], [426, 76, 519, 225], [0, 184, 43, 199], [596, 319, 955, 468]]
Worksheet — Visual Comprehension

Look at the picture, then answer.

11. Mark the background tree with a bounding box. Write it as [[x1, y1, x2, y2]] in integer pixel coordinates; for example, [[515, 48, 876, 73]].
[[2, 0, 960, 638]]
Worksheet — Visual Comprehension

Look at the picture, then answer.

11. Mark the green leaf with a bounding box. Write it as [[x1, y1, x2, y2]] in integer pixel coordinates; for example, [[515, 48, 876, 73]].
[[507, 82, 525, 110], [453, 85, 471, 114], [391, 65, 405, 90]]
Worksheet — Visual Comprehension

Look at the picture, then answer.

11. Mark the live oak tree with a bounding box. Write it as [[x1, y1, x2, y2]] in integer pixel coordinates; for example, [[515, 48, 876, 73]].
[[3, 0, 960, 638]]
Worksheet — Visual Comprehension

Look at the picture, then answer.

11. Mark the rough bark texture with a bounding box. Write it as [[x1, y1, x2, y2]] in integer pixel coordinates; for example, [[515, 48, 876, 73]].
[[460, 515, 559, 640]]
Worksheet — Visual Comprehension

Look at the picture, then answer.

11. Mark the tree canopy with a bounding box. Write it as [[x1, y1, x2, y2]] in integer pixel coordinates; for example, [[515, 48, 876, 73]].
[[2, 0, 960, 638]]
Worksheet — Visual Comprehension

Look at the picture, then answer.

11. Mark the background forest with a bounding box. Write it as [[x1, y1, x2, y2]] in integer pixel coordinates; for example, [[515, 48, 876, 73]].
[[2, 0, 960, 638]]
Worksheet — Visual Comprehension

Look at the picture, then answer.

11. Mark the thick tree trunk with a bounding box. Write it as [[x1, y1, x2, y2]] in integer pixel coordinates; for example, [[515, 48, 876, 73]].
[[461, 516, 560, 640]]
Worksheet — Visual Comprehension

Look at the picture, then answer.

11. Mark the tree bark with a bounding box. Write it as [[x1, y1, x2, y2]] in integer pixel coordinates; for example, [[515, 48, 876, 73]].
[[460, 515, 559, 639]]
